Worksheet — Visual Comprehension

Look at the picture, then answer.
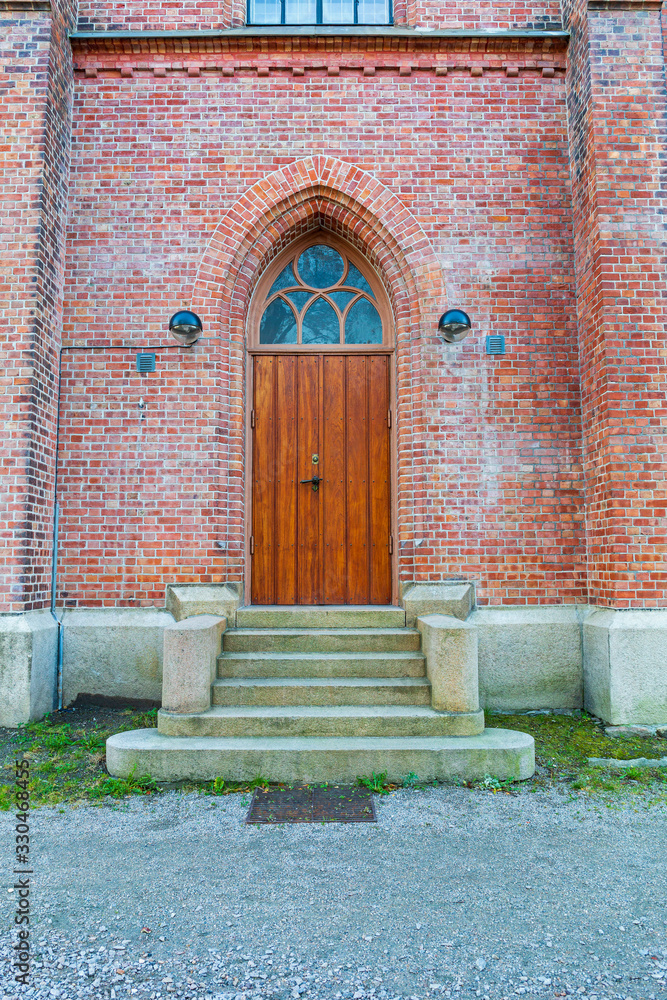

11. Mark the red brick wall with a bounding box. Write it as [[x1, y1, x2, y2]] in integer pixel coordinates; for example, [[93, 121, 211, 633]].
[[56, 346, 231, 607], [57, 34, 588, 607], [0, 0, 76, 613], [75, 0, 562, 33], [564, 0, 667, 609]]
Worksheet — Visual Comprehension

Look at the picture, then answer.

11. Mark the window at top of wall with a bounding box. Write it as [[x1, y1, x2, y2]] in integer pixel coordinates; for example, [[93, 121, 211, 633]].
[[248, 0, 392, 25]]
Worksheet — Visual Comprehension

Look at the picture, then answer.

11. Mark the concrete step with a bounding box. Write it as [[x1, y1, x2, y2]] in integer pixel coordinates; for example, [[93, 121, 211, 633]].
[[217, 651, 426, 679], [106, 728, 536, 783], [235, 606, 406, 630], [211, 677, 431, 708], [223, 627, 421, 654], [158, 705, 485, 739]]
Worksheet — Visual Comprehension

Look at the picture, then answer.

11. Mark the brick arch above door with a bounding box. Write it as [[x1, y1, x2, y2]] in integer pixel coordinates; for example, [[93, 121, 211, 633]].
[[192, 157, 446, 591], [192, 155, 445, 339]]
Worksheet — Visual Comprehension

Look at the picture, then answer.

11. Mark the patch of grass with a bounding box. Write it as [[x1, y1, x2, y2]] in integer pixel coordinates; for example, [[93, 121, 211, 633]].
[[0, 705, 165, 808], [129, 707, 159, 729], [357, 771, 391, 794], [91, 766, 159, 800], [0, 783, 13, 811], [487, 711, 667, 800]]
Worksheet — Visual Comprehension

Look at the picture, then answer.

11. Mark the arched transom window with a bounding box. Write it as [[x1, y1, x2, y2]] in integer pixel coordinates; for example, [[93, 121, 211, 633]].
[[253, 241, 390, 349]]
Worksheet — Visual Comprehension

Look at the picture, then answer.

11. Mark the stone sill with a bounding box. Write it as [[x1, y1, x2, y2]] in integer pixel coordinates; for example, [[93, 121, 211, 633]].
[[71, 26, 569, 41]]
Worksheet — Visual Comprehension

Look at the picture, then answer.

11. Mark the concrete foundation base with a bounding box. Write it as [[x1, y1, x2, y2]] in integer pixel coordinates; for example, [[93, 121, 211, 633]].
[[62, 608, 174, 706], [584, 609, 667, 725], [106, 726, 535, 783], [471, 605, 588, 712], [0, 611, 58, 727]]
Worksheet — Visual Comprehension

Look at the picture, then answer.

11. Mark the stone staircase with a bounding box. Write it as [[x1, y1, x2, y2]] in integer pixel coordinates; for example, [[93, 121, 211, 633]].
[[106, 606, 534, 783]]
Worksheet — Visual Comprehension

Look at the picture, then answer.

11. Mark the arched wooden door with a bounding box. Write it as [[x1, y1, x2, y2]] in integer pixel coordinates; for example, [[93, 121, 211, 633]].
[[248, 238, 394, 606]]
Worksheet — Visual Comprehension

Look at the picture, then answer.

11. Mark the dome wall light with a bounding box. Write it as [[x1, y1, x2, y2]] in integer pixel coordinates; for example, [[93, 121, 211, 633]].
[[169, 310, 203, 346], [438, 308, 472, 344]]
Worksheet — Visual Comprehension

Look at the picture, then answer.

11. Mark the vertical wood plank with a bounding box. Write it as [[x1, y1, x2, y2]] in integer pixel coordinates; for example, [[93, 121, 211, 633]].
[[368, 355, 392, 604], [251, 356, 275, 605], [322, 355, 347, 604], [274, 355, 297, 604], [345, 355, 370, 604], [297, 355, 320, 604]]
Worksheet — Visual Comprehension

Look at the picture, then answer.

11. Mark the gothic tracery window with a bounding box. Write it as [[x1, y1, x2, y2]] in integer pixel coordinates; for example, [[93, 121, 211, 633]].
[[255, 242, 387, 347]]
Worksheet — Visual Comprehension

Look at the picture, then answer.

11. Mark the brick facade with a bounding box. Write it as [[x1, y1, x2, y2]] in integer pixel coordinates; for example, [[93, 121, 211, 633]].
[[2, 0, 665, 615], [0, 0, 76, 614], [563, 0, 667, 608]]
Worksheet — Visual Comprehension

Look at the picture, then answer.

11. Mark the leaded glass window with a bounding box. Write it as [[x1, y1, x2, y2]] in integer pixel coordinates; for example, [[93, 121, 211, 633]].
[[249, 0, 391, 25], [256, 243, 386, 347]]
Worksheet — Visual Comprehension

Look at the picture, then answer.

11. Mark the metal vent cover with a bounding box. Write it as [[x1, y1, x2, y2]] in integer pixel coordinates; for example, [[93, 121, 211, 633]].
[[136, 352, 156, 373], [485, 335, 506, 356]]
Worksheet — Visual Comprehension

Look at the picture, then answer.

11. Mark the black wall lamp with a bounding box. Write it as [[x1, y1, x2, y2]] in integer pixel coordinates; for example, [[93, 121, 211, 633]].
[[438, 308, 472, 344], [169, 310, 203, 346]]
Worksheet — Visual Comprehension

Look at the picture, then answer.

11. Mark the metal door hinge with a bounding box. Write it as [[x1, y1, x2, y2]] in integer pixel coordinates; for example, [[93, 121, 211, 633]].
[[387, 408, 392, 429], [389, 533, 394, 554], [251, 409, 255, 429], [250, 535, 255, 555]]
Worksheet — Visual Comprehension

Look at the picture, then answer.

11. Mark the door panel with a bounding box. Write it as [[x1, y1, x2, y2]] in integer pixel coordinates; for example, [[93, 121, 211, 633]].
[[297, 355, 321, 605], [251, 356, 276, 605], [345, 357, 370, 605], [251, 353, 391, 605], [274, 356, 298, 605], [368, 355, 392, 605], [322, 357, 347, 604]]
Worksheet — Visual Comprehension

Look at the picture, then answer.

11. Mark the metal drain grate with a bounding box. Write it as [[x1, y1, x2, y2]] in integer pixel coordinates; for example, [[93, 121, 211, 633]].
[[245, 783, 377, 825]]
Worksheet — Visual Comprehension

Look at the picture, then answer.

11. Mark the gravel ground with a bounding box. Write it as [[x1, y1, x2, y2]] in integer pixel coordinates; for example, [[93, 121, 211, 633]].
[[1, 786, 666, 1000]]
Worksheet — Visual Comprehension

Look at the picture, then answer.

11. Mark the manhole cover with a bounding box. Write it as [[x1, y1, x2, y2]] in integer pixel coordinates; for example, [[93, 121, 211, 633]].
[[246, 783, 377, 824]]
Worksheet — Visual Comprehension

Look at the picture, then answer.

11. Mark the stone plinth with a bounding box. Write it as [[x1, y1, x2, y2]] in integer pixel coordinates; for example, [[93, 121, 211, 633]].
[[162, 615, 226, 714], [416, 614, 480, 729], [402, 584, 474, 627], [166, 585, 240, 624]]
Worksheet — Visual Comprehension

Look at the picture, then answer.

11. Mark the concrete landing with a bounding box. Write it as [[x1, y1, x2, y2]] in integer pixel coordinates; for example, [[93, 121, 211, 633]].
[[106, 727, 535, 783]]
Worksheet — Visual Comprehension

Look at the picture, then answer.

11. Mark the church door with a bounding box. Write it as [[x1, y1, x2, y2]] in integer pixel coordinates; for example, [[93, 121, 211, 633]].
[[250, 352, 392, 605]]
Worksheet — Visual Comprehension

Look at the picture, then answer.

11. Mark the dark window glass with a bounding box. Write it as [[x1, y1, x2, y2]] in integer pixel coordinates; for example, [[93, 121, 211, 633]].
[[285, 290, 313, 312], [328, 290, 357, 313], [258, 242, 385, 346], [297, 245, 345, 288], [248, 0, 391, 24], [268, 262, 297, 295], [344, 297, 382, 344], [345, 263, 375, 297], [260, 298, 298, 344], [302, 298, 340, 344]]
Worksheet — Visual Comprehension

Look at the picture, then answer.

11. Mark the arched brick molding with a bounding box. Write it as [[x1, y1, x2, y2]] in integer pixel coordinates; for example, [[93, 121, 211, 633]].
[[193, 156, 446, 594]]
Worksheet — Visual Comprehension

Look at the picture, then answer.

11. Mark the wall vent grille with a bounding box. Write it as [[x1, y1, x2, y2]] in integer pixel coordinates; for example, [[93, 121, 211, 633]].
[[485, 335, 506, 356], [136, 352, 156, 373]]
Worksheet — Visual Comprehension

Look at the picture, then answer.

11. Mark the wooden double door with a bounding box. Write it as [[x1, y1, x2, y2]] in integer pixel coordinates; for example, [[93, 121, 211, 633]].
[[250, 353, 392, 605]]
